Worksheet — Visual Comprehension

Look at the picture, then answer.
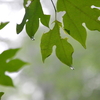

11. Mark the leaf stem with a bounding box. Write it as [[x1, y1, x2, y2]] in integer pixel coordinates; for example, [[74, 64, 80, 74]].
[[51, 0, 57, 20]]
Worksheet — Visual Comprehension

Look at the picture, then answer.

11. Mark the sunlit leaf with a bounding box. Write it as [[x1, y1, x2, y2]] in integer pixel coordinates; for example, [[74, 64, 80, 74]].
[[56, 38, 74, 66], [16, 0, 100, 67], [41, 21, 74, 66], [57, 0, 100, 48]]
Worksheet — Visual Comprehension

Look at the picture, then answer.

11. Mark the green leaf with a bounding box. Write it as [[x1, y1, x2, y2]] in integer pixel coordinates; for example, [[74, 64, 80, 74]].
[[0, 22, 9, 30], [41, 21, 74, 66], [56, 38, 74, 66], [17, 13, 27, 34], [23, 0, 28, 8], [0, 92, 4, 100], [40, 14, 50, 28], [57, 0, 100, 48], [0, 75, 14, 86], [17, 0, 50, 38], [0, 48, 19, 61], [6, 59, 27, 72], [40, 28, 54, 62], [0, 48, 27, 86]]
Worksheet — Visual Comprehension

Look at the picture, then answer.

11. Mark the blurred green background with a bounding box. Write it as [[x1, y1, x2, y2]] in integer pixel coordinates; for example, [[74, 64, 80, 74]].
[[0, 0, 100, 100]]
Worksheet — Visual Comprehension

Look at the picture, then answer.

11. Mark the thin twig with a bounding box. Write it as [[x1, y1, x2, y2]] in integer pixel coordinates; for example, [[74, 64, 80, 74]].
[[51, 0, 57, 20]]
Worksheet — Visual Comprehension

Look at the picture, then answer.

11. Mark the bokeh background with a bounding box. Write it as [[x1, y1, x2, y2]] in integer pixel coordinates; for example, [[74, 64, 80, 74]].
[[0, 0, 100, 100]]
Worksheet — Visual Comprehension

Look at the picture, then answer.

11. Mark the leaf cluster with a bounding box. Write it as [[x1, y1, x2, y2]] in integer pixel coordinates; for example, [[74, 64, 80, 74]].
[[17, 0, 100, 67], [0, 49, 27, 86], [0, 0, 100, 98]]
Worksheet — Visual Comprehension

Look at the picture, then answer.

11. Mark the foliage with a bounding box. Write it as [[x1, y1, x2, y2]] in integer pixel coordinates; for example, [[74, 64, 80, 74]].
[[0, 22, 9, 30], [17, 0, 100, 67], [40, 21, 73, 66], [17, 0, 50, 38], [0, 92, 4, 100], [0, 0, 100, 98], [57, 0, 100, 47], [0, 49, 27, 86]]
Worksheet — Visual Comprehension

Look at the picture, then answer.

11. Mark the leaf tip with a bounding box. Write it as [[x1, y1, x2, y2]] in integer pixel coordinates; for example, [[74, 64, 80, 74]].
[[0, 92, 4, 99], [70, 66, 75, 70], [82, 43, 86, 49]]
